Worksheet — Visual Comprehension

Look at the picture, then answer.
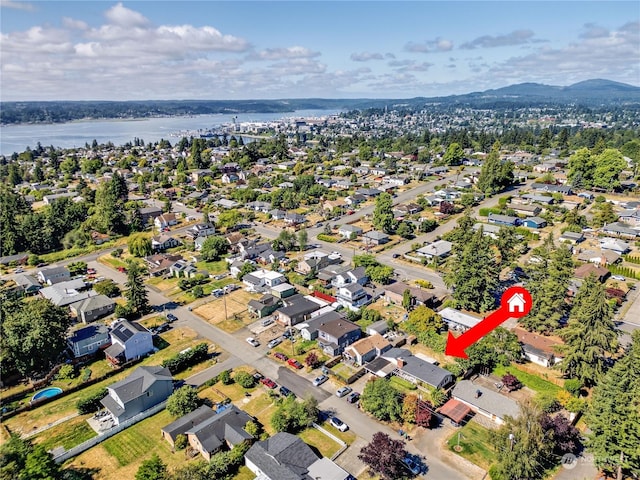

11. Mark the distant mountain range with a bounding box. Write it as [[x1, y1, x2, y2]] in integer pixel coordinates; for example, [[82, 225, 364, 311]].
[[2, 79, 639, 125]]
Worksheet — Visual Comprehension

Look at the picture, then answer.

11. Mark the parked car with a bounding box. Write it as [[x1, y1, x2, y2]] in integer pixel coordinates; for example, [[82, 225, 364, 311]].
[[612, 275, 626, 281], [392, 253, 400, 258], [313, 375, 328, 386], [287, 359, 303, 370], [87, 268, 96, 274], [14, 267, 24, 273], [282, 329, 293, 339], [117, 266, 127, 273], [166, 313, 178, 323], [346, 392, 360, 404], [246, 337, 260, 347], [260, 378, 277, 389], [212, 289, 224, 297], [252, 371, 264, 381], [402, 456, 422, 475], [336, 386, 352, 398], [274, 352, 289, 361], [329, 417, 349, 432], [279, 386, 294, 397], [261, 317, 274, 327], [267, 337, 283, 349], [152, 323, 171, 335]]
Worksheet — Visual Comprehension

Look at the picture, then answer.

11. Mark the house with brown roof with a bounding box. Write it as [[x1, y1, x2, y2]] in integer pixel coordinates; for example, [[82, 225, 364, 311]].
[[513, 327, 564, 367], [343, 334, 391, 366], [574, 263, 610, 282]]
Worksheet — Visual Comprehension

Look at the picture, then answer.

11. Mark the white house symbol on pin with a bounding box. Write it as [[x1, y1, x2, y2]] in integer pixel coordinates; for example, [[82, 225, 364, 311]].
[[507, 293, 526, 313]]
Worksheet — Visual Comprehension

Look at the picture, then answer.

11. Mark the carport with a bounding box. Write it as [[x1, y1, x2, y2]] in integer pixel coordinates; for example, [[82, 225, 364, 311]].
[[439, 398, 472, 426]]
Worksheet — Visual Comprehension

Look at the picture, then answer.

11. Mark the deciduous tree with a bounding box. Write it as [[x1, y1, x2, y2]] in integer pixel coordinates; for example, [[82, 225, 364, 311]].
[[358, 432, 408, 479], [135, 454, 167, 480], [200, 236, 228, 262], [166, 386, 201, 417], [360, 378, 402, 422], [372, 193, 396, 234]]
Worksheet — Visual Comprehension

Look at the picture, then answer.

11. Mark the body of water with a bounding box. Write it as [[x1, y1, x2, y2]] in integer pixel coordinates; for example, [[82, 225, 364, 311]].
[[0, 109, 338, 156]]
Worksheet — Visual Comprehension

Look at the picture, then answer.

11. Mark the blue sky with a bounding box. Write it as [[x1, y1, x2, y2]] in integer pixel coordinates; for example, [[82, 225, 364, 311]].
[[1, 1, 638, 100]]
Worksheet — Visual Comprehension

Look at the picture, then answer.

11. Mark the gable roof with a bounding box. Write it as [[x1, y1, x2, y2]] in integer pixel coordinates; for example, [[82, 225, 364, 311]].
[[346, 334, 390, 356], [67, 324, 109, 344], [245, 432, 319, 480], [108, 366, 172, 404], [111, 319, 150, 343], [317, 318, 360, 339], [452, 380, 520, 421], [71, 294, 115, 313], [184, 405, 253, 453], [161, 405, 216, 441]]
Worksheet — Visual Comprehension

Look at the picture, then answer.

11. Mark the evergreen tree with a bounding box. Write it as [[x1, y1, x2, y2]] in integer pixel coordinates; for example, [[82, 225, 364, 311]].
[[477, 142, 513, 194], [560, 274, 618, 386], [443, 209, 475, 252], [445, 228, 499, 312], [586, 330, 640, 480], [22, 445, 61, 480], [492, 402, 554, 480], [520, 236, 573, 334], [124, 261, 150, 316], [372, 192, 396, 234]]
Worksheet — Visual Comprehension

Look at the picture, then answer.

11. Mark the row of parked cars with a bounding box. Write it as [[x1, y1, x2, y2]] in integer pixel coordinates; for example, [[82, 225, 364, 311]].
[[212, 283, 240, 297]]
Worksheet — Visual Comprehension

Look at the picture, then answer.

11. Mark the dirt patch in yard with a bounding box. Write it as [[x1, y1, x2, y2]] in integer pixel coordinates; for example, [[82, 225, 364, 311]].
[[194, 290, 259, 330]]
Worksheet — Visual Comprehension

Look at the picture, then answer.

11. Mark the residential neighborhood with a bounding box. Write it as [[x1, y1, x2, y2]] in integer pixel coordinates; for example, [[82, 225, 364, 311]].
[[1, 100, 639, 480]]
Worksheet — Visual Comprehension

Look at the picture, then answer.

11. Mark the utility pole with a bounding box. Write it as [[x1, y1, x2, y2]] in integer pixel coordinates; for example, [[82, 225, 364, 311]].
[[223, 291, 228, 320]]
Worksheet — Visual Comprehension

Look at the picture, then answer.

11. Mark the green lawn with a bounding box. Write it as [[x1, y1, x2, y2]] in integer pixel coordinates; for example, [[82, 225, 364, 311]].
[[318, 420, 357, 445], [102, 410, 174, 466], [233, 465, 256, 480], [299, 427, 342, 458], [194, 259, 228, 274], [446, 421, 497, 470], [492, 364, 562, 396], [34, 415, 97, 451]]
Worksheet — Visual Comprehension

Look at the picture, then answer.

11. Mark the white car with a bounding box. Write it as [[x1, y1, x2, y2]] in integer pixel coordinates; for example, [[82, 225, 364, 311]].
[[611, 275, 626, 281], [267, 337, 282, 349], [246, 337, 260, 347], [336, 386, 352, 398], [329, 417, 349, 432]]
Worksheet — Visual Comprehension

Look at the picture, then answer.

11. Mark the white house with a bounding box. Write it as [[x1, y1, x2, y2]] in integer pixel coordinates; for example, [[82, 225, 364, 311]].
[[242, 269, 286, 292], [154, 213, 178, 229], [415, 240, 452, 260], [104, 319, 154, 365], [338, 224, 363, 239], [439, 307, 482, 332]]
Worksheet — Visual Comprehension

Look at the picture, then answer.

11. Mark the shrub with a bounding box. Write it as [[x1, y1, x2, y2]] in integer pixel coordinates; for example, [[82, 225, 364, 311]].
[[479, 207, 502, 217], [414, 279, 433, 289], [564, 378, 582, 397], [234, 371, 255, 388], [534, 391, 561, 413], [174, 434, 188, 450], [161, 343, 209, 374], [501, 373, 522, 392], [218, 369, 232, 385], [317, 234, 338, 243], [77, 388, 108, 414], [57, 364, 75, 380]]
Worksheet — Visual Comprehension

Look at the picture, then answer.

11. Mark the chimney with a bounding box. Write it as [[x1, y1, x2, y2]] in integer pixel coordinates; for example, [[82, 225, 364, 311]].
[[475, 389, 482, 399], [397, 358, 405, 368]]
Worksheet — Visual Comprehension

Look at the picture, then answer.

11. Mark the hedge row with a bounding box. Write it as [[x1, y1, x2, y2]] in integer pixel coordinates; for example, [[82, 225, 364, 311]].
[[316, 234, 338, 243], [76, 388, 108, 414], [162, 343, 209, 374]]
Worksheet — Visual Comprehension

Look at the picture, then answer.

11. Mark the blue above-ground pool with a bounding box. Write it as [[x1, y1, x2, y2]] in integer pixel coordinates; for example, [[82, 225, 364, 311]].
[[31, 387, 63, 402]]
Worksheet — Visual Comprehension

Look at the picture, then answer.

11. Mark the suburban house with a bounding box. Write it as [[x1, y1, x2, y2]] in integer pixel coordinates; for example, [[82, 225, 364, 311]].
[[343, 334, 391, 366], [521, 217, 547, 229], [39, 279, 96, 307], [513, 327, 564, 367], [104, 319, 154, 365], [154, 213, 178, 229], [602, 222, 640, 238], [439, 307, 483, 332], [140, 206, 163, 224], [520, 194, 554, 205], [273, 294, 321, 326], [144, 253, 184, 277], [245, 432, 350, 480], [37, 266, 71, 285], [363, 230, 390, 246], [295, 251, 340, 275], [188, 223, 216, 239], [284, 213, 306, 226], [70, 294, 116, 323], [331, 266, 368, 288], [473, 222, 502, 239], [270, 283, 297, 299], [452, 380, 520, 425], [151, 234, 181, 251], [366, 348, 454, 389], [531, 183, 572, 195], [335, 284, 371, 311], [161, 405, 253, 460], [247, 294, 283, 318], [511, 204, 542, 217], [101, 366, 173, 425], [618, 208, 640, 225], [184, 405, 253, 461], [298, 310, 345, 341], [338, 224, 364, 239], [269, 209, 286, 220], [559, 231, 584, 244], [242, 269, 286, 293], [415, 240, 452, 260], [317, 317, 361, 355], [67, 324, 111, 358], [170, 260, 198, 278], [599, 238, 630, 253], [487, 213, 519, 227], [576, 249, 620, 266], [384, 282, 437, 308], [14, 274, 42, 295], [574, 264, 610, 282]]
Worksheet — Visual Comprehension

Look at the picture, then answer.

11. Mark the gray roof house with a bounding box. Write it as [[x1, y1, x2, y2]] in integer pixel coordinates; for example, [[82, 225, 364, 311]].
[[248, 294, 283, 318], [371, 348, 454, 389], [104, 319, 154, 365], [336, 283, 371, 312], [37, 266, 71, 285], [101, 366, 173, 425], [452, 380, 521, 425], [298, 310, 345, 341], [183, 405, 253, 461], [274, 294, 321, 326], [338, 224, 363, 239], [415, 240, 452, 260], [161, 405, 216, 446], [39, 279, 95, 307], [70, 294, 116, 323], [14, 274, 41, 295], [363, 230, 390, 245], [317, 317, 361, 356], [67, 324, 111, 358], [245, 432, 350, 480]]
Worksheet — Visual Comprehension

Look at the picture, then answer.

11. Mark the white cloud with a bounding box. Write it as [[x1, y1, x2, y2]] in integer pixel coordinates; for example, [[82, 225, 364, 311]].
[[460, 29, 536, 49], [580, 23, 609, 39], [0, 0, 35, 11], [62, 17, 88, 30], [249, 46, 320, 61], [405, 37, 453, 53], [104, 2, 149, 28], [350, 51, 384, 62]]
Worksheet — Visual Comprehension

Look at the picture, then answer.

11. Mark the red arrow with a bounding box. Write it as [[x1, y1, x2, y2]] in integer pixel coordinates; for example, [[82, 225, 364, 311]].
[[445, 287, 532, 359]]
